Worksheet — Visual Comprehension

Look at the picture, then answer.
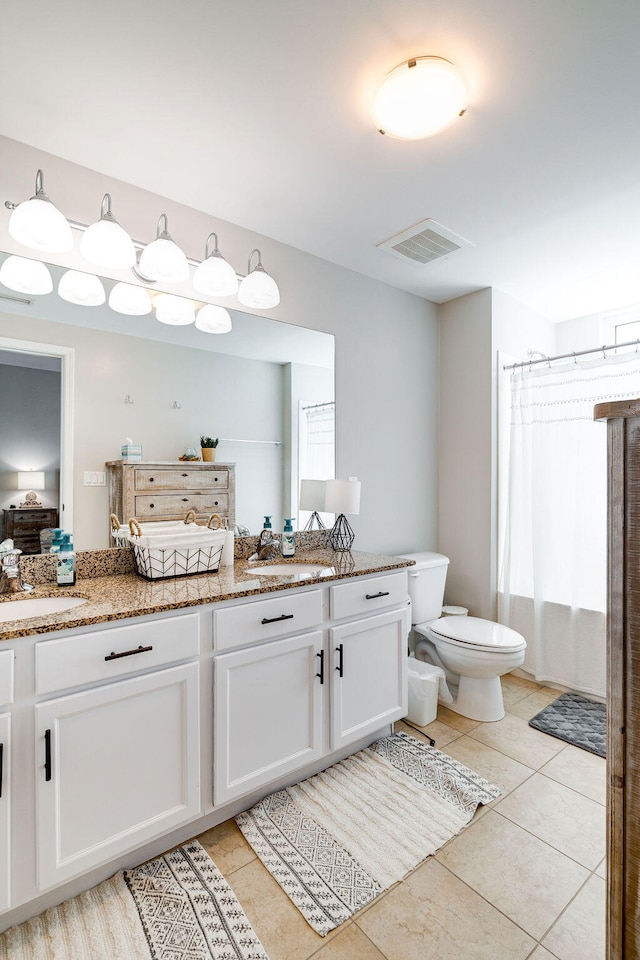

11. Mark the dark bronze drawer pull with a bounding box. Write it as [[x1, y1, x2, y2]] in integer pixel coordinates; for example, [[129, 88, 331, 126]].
[[44, 729, 52, 782], [365, 591, 390, 600], [182, 473, 188, 477], [182, 498, 189, 502], [149, 477, 154, 482], [336, 642, 344, 677], [105, 644, 153, 661], [261, 613, 294, 625], [316, 650, 324, 684]]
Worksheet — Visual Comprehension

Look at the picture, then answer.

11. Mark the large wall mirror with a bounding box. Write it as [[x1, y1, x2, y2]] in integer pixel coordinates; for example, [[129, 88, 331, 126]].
[[0, 253, 335, 553]]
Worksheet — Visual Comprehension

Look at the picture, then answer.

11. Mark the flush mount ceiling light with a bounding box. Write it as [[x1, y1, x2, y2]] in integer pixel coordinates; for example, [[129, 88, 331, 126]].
[[80, 194, 136, 270], [0, 255, 53, 295], [108, 281, 153, 316], [195, 303, 233, 334], [155, 293, 196, 326], [58, 269, 106, 306], [138, 214, 190, 284], [6, 169, 74, 252], [237, 249, 280, 309], [373, 56, 468, 140], [193, 232, 239, 297]]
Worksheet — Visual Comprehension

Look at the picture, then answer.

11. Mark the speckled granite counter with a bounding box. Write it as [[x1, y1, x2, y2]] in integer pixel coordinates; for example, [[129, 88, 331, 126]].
[[0, 548, 413, 640]]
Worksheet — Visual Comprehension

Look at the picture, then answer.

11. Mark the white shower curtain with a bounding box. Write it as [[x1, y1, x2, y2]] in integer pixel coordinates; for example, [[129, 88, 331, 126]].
[[498, 350, 640, 698]]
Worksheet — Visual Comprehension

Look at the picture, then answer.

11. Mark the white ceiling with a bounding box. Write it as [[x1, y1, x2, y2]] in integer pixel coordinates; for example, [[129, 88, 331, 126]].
[[2, 0, 640, 322]]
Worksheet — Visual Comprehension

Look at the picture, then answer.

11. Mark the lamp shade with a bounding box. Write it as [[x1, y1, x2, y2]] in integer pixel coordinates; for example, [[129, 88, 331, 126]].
[[195, 304, 232, 334], [58, 270, 106, 306], [18, 471, 45, 490], [0, 255, 53, 295], [9, 198, 73, 253], [299, 479, 326, 512], [194, 234, 239, 297], [155, 293, 196, 326], [373, 56, 467, 140], [138, 214, 189, 283], [80, 195, 136, 269], [108, 282, 153, 316], [325, 478, 361, 515]]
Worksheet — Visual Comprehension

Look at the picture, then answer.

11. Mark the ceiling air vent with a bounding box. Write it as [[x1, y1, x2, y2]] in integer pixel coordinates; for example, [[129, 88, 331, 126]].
[[377, 218, 473, 265]]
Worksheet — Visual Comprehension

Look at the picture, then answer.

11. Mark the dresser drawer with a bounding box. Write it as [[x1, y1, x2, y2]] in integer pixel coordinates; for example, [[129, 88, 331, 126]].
[[134, 493, 229, 518], [0, 650, 14, 706], [9, 509, 57, 527], [35, 613, 200, 695], [214, 590, 323, 651], [330, 571, 408, 621], [134, 468, 229, 492]]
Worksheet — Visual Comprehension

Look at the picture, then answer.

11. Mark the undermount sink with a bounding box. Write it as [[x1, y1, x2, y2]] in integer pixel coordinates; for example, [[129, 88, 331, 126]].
[[249, 562, 334, 578], [0, 595, 87, 623]]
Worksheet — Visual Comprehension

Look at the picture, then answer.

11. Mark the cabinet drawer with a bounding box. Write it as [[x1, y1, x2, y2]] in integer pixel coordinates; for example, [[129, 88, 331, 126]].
[[134, 493, 229, 518], [0, 650, 14, 706], [330, 571, 408, 621], [214, 590, 323, 651], [134, 469, 229, 492], [35, 613, 200, 695]]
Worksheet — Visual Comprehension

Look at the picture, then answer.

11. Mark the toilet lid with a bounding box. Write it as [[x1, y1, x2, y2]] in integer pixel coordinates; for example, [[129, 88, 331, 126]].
[[430, 616, 526, 653]]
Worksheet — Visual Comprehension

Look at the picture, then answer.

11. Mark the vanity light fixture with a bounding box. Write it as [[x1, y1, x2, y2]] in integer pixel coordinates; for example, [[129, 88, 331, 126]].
[[6, 169, 74, 253], [58, 269, 106, 306], [155, 293, 196, 325], [195, 303, 233, 334], [137, 214, 190, 284], [80, 194, 136, 270], [373, 57, 468, 140], [193, 233, 239, 297], [0, 255, 53, 295], [237, 249, 281, 309], [108, 281, 153, 316]]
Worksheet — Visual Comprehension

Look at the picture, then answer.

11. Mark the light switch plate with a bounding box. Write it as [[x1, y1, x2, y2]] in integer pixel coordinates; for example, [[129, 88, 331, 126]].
[[83, 471, 106, 486]]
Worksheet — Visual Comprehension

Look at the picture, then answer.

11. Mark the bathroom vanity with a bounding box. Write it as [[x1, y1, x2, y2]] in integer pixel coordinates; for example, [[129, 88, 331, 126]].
[[0, 548, 410, 930]]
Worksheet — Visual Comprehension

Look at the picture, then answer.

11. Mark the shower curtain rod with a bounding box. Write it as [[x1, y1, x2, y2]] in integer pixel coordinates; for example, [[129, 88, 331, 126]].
[[503, 336, 640, 372]]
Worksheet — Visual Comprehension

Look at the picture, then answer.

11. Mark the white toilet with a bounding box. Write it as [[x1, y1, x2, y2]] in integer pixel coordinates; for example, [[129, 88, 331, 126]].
[[401, 552, 526, 722]]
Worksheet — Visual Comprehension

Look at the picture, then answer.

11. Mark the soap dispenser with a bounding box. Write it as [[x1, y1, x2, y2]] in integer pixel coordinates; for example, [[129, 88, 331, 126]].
[[57, 534, 76, 586], [258, 516, 273, 547], [282, 518, 295, 557]]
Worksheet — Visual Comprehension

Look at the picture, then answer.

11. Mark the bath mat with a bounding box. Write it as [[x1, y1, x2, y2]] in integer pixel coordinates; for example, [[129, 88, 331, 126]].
[[0, 840, 268, 960], [236, 730, 500, 935], [529, 691, 606, 757]]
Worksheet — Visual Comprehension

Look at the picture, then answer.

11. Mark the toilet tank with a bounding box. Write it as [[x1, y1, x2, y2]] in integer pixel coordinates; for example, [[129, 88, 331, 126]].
[[398, 552, 450, 624]]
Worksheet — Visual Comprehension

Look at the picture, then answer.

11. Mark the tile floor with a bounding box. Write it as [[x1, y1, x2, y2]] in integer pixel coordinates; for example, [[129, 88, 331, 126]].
[[195, 673, 606, 960]]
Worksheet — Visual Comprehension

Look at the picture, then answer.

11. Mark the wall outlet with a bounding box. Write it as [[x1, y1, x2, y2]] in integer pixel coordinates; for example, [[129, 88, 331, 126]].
[[83, 471, 106, 486]]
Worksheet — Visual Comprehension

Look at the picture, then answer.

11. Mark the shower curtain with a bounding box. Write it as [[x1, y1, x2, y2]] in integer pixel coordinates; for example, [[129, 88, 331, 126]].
[[498, 350, 640, 698]]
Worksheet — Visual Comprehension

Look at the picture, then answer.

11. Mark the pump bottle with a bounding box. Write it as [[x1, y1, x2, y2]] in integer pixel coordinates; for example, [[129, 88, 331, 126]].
[[282, 519, 295, 557]]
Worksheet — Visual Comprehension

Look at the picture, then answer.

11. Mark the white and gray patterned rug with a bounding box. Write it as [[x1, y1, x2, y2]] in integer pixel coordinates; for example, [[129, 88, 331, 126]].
[[529, 691, 606, 757], [236, 730, 500, 936], [0, 841, 268, 960]]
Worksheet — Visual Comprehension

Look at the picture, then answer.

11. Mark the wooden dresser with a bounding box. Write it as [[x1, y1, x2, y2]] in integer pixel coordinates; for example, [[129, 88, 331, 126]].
[[2, 507, 59, 554], [106, 460, 236, 531], [595, 397, 640, 959]]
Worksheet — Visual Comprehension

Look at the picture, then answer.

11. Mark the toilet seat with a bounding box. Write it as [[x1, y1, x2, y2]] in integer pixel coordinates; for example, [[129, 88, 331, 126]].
[[428, 616, 526, 654]]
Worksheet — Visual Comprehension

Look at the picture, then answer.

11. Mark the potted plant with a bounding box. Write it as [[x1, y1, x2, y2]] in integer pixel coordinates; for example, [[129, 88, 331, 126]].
[[200, 435, 219, 462]]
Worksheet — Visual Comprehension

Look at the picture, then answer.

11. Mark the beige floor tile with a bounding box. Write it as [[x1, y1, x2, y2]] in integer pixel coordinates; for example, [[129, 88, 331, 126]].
[[595, 857, 606, 879], [501, 673, 542, 707], [508, 687, 562, 721], [310, 923, 386, 959], [528, 948, 560, 960], [196, 818, 257, 875], [444, 734, 535, 798], [540, 745, 606, 805], [542, 874, 606, 960], [468, 713, 566, 768], [436, 810, 589, 939], [228, 857, 341, 960], [397, 717, 463, 749], [356, 857, 535, 960], [436, 705, 480, 733], [495, 773, 606, 869]]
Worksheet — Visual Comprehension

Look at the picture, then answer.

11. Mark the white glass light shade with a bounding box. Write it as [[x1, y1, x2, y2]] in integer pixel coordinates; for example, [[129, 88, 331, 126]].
[[80, 218, 136, 270], [373, 57, 468, 140], [155, 293, 196, 326], [0, 256, 53, 295], [58, 270, 106, 306], [8, 196, 73, 253], [238, 267, 280, 309], [108, 282, 153, 316], [18, 471, 45, 491], [139, 237, 190, 283], [195, 304, 232, 334], [299, 479, 326, 512], [193, 254, 239, 297], [325, 478, 361, 515]]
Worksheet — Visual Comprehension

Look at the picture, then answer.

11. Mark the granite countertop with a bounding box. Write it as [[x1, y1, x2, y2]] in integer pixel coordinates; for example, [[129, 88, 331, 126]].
[[0, 548, 414, 641]]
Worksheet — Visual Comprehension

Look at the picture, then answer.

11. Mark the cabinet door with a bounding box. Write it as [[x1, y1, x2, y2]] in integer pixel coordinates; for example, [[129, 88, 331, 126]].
[[35, 663, 200, 890], [0, 713, 10, 913], [214, 632, 323, 805], [330, 608, 408, 751]]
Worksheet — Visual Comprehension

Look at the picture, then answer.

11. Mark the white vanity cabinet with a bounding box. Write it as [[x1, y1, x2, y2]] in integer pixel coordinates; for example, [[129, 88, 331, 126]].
[[33, 614, 202, 889], [0, 712, 10, 914]]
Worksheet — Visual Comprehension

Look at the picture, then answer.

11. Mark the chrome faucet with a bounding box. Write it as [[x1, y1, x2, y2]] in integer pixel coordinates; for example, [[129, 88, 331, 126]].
[[0, 545, 33, 595]]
